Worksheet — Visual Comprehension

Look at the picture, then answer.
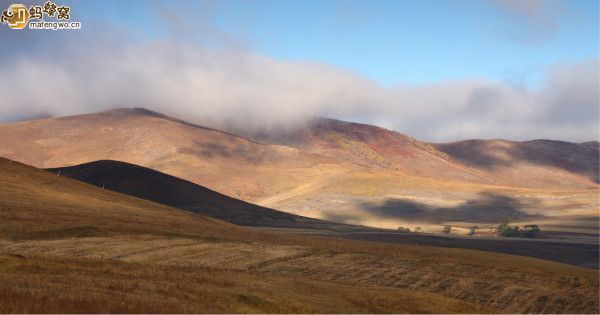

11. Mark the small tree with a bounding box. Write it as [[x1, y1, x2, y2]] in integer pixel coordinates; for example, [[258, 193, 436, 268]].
[[497, 220, 520, 237], [522, 225, 541, 238], [442, 225, 452, 234], [397, 226, 411, 233], [413, 227, 422, 233], [468, 226, 478, 236]]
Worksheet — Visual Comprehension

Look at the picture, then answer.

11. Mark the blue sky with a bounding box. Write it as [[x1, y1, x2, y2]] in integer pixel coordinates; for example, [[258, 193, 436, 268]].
[[74, 0, 599, 87], [1, 0, 598, 141]]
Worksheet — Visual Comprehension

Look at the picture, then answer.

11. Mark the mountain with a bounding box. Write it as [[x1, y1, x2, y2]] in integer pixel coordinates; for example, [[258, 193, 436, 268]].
[[233, 117, 491, 184], [0, 108, 340, 201], [0, 157, 597, 313], [2, 108, 597, 191], [0, 108, 597, 233], [47, 160, 344, 229], [234, 117, 599, 189], [435, 139, 600, 186]]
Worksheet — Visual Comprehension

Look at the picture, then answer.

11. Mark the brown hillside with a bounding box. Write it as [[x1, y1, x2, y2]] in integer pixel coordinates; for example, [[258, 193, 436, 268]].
[[47, 160, 345, 229], [0, 108, 597, 233], [0, 158, 598, 313], [237, 117, 599, 190], [235, 117, 492, 184], [48, 160, 598, 267], [435, 139, 600, 186], [0, 108, 346, 201]]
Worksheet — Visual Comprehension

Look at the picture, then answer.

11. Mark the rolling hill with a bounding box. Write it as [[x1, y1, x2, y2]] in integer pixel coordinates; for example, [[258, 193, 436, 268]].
[[232, 117, 491, 184], [0, 108, 343, 201], [0, 157, 598, 313], [234, 117, 599, 189], [47, 159, 598, 268], [0, 108, 597, 234], [47, 160, 342, 229], [435, 139, 600, 187]]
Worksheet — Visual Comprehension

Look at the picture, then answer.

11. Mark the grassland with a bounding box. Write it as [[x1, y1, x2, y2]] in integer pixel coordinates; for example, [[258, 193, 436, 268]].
[[0, 158, 598, 313], [0, 108, 596, 238], [49, 159, 598, 268]]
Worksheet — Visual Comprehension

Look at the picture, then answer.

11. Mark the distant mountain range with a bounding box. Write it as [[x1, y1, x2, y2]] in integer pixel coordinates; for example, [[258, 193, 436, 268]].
[[0, 108, 597, 231]]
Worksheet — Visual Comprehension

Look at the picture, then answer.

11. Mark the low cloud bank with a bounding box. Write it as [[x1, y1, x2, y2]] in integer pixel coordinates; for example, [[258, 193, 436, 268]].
[[0, 27, 597, 142]]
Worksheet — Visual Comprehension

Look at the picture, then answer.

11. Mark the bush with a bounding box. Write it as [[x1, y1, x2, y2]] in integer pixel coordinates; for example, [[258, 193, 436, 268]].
[[442, 225, 452, 234], [522, 225, 541, 237], [396, 226, 411, 233], [497, 221, 520, 237], [468, 226, 478, 236]]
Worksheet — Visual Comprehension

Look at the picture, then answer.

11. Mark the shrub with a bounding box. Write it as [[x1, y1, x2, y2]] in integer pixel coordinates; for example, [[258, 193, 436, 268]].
[[497, 221, 520, 237], [468, 226, 478, 236], [396, 226, 411, 233], [442, 225, 452, 234], [522, 225, 541, 237]]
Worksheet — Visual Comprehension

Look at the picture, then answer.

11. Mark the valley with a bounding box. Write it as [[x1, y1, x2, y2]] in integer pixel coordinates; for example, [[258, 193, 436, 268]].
[[0, 158, 597, 313]]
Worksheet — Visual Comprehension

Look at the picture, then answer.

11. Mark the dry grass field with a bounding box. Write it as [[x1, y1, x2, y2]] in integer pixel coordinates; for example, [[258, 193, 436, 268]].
[[0, 158, 598, 313], [48, 159, 598, 268], [259, 169, 599, 238]]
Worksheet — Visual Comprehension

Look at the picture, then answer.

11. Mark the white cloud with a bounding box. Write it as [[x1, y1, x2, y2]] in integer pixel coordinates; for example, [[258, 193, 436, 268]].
[[0, 26, 597, 142]]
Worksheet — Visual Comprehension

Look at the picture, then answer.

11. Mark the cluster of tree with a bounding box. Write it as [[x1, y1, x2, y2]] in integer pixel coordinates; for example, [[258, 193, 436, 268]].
[[396, 226, 424, 233], [497, 221, 541, 238], [399, 223, 540, 237]]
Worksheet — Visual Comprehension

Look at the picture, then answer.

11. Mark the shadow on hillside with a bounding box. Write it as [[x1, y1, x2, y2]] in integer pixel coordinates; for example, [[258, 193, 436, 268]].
[[508, 141, 599, 183], [437, 140, 599, 183], [178, 140, 274, 164], [355, 192, 543, 224]]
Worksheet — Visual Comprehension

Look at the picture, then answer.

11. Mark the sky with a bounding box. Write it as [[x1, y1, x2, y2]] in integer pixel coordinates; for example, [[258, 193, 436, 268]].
[[0, 0, 598, 142]]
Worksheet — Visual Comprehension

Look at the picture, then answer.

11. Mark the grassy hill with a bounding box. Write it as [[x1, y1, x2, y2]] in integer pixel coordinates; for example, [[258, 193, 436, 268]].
[[48, 159, 598, 268], [0, 157, 598, 313], [0, 108, 597, 234], [435, 139, 600, 186], [236, 116, 599, 189], [47, 160, 340, 229]]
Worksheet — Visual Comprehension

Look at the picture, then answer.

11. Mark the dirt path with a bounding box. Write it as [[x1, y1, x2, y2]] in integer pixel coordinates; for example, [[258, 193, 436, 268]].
[[257, 170, 349, 207]]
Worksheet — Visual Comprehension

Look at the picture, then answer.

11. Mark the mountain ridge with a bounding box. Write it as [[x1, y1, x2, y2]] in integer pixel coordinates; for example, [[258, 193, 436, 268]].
[[0, 107, 597, 231]]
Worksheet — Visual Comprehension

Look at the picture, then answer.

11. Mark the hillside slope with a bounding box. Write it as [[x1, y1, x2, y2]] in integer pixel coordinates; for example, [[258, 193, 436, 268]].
[[0, 108, 346, 201], [47, 160, 341, 229], [0, 108, 597, 233], [48, 159, 598, 268], [435, 139, 600, 187], [237, 117, 491, 184], [236, 117, 599, 189], [0, 158, 598, 313]]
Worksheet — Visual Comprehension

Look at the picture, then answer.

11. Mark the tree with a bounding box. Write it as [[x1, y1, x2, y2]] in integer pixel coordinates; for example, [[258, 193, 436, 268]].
[[442, 225, 452, 234], [413, 227, 422, 233], [468, 226, 479, 236], [522, 225, 541, 237], [497, 220, 520, 237], [397, 226, 411, 233]]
